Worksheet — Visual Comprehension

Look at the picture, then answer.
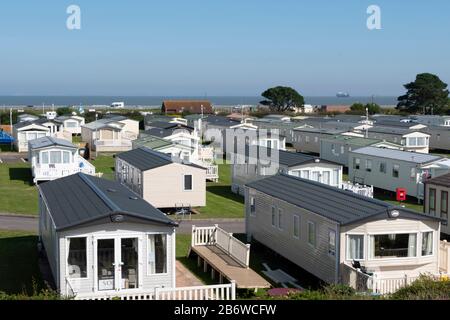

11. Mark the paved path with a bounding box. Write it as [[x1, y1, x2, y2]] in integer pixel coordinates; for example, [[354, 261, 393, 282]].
[[0, 214, 245, 234]]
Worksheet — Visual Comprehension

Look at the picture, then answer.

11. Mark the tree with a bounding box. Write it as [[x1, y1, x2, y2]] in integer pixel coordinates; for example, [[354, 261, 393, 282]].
[[56, 107, 72, 116], [260, 86, 304, 112], [350, 102, 381, 115], [397, 73, 449, 115]]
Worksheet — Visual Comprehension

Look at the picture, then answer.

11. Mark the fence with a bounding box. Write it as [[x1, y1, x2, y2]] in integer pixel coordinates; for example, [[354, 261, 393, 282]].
[[440, 240, 450, 274], [74, 281, 236, 301], [191, 225, 250, 268]]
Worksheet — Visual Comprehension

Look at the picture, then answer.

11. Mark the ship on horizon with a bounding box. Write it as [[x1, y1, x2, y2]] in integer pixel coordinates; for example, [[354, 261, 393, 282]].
[[336, 92, 350, 98]]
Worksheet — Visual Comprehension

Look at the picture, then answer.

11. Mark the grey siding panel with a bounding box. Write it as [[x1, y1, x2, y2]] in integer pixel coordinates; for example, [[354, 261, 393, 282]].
[[246, 188, 338, 284]]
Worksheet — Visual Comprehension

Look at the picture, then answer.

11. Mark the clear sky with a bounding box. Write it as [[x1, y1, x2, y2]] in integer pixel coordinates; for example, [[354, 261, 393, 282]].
[[0, 0, 449, 96]]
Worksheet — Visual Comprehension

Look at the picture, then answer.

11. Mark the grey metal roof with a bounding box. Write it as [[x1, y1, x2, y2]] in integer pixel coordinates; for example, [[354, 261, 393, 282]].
[[425, 173, 450, 187], [204, 115, 240, 127], [146, 121, 193, 130], [246, 174, 440, 226], [293, 127, 347, 135], [14, 121, 49, 130], [116, 147, 205, 171], [350, 146, 441, 163], [143, 126, 193, 138], [29, 136, 77, 150], [250, 147, 337, 167], [39, 173, 177, 231], [368, 126, 415, 135], [83, 116, 127, 130]]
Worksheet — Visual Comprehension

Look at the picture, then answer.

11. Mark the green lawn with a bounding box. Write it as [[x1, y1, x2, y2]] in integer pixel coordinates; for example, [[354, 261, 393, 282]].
[[374, 192, 423, 212], [194, 164, 245, 219], [72, 136, 83, 144], [0, 163, 38, 215], [176, 234, 214, 285], [0, 230, 44, 295], [90, 155, 116, 180]]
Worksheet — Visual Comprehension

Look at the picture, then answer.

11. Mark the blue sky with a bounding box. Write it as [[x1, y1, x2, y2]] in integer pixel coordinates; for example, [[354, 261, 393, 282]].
[[0, 0, 449, 96]]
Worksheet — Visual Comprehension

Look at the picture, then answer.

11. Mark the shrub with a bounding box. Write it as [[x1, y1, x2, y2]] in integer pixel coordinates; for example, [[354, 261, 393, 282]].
[[390, 275, 450, 300]]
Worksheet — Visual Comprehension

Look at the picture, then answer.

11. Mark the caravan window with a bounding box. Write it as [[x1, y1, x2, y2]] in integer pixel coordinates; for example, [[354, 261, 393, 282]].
[[369, 233, 417, 259], [421, 232, 433, 256], [148, 234, 167, 274], [63, 151, 71, 164], [67, 237, 87, 278], [50, 151, 61, 164], [184, 175, 193, 191], [347, 235, 364, 260], [441, 191, 448, 219], [41, 152, 49, 164]]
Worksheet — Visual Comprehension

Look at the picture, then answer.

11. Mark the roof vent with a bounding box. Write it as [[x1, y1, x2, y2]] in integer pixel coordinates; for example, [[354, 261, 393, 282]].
[[107, 188, 117, 193], [129, 196, 139, 200]]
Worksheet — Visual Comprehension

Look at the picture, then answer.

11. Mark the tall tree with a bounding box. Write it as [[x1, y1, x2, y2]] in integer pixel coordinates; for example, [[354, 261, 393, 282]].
[[260, 86, 304, 112], [397, 73, 449, 114]]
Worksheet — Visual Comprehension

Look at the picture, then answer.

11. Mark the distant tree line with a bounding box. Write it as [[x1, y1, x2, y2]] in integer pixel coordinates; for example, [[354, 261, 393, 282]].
[[260, 72, 449, 116]]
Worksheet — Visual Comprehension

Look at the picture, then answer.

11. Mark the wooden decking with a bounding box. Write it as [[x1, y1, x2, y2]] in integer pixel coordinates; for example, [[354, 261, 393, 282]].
[[191, 245, 271, 289]]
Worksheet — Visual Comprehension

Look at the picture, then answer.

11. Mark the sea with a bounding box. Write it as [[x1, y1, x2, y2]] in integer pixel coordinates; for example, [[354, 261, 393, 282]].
[[0, 96, 398, 109]]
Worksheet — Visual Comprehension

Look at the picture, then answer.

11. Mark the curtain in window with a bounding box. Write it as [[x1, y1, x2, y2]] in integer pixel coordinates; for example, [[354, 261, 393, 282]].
[[422, 232, 433, 256], [41, 152, 49, 164], [369, 236, 375, 259], [148, 236, 156, 274], [50, 151, 61, 164], [348, 235, 364, 260], [408, 234, 417, 257], [63, 152, 70, 164], [323, 171, 330, 185]]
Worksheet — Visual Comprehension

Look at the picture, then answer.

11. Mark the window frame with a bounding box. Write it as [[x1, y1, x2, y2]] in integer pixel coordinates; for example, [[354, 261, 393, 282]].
[[66, 236, 88, 279], [368, 232, 418, 261], [307, 221, 316, 247], [293, 215, 300, 239], [429, 188, 437, 214], [392, 164, 400, 178], [147, 233, 169, 276], [271, 206, 276, 227], [421, 231, 434, 257], [183, 174, 193, 191], [328, 229, 336, 257], [250, 197, 256, 216], [278, 208, 283, 231], [441, 191, 448, 219], [346, 234, 365, 261]]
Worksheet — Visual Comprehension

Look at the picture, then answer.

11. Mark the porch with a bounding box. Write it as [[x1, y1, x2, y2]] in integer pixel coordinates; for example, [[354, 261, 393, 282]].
[[188, 225, 271, 290], [33, 156, 96, 183], [341, 262, 446, 295]]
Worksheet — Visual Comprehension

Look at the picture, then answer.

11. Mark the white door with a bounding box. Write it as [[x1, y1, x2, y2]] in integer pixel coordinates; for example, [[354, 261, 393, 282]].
[[94, 237, 141, 292]]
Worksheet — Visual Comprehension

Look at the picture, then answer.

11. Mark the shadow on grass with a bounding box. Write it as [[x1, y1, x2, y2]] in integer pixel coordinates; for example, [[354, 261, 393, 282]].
[[0, 235, 44, 295], [176, 257, 216, 286], [206, 185, 244, 203], [233, 233, 324, 291], [8, 167, 33, 185]]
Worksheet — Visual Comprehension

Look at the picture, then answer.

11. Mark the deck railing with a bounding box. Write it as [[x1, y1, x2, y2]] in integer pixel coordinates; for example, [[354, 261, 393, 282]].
[[74, 282, 236, 301], [192, 225, 251, 268], [341, 263, 440, 295], [33, 156, 96, 181], [440, 240, 450, 274], [341, 182, 374, 198]]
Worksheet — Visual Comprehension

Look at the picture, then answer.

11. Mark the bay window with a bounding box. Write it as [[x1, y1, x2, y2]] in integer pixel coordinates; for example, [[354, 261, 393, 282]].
[[50, 151, 62, 164], [347, 235, 364, 260], [369, 233, 417, 259], [148, 234, 167, 274]]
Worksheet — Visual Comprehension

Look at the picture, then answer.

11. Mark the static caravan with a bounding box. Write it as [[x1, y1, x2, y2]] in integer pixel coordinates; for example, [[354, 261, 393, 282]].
[[424, 173, 450, 235], [81, 116, 139, 152], [367, 127, 430, 154], [12, 121, 50, 152], [231, 146, 342, 196], [115, 147, 206, 209], [348, 147, 450, 200], [420, 126, 450, 152], [56, 115, 86, 135], [245, 174, 442, 293], [320, 135, 403, 167], [38, 173, 178, 299], [292, 128, 347, 154], [28, 136, 95, 183]]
